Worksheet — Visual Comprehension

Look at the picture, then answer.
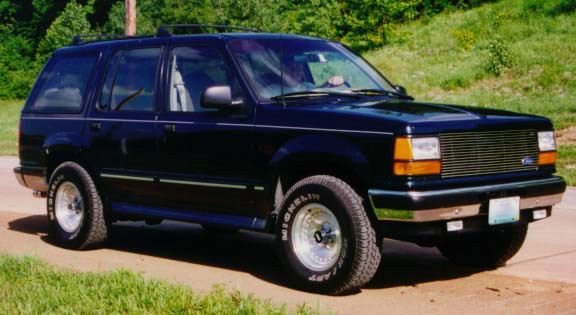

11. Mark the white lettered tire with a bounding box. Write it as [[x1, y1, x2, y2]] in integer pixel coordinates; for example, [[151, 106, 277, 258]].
[[47, 162, 108, 249], [276, 175, 381, 295]]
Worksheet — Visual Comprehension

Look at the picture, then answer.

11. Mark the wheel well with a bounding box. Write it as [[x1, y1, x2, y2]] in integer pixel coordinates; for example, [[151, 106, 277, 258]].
[[274, 157, 382, 242], [45, 149, 95, 182], [277, 156, 369, 201]]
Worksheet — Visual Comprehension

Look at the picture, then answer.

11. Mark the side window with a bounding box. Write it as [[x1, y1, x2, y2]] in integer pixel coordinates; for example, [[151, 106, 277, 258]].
[[28, 54, 97, 112], [100, 48, 161, 112], [168, 46, 242, 112], [229, 39, 281, 100]]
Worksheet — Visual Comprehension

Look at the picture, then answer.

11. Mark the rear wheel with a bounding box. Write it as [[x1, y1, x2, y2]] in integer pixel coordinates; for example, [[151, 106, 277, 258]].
[[47, 162, 108, 249], [276, 175, 381, 295], [437, 223, 528, 268]]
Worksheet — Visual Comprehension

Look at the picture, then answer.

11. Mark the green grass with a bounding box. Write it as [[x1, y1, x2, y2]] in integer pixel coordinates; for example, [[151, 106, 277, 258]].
[[0, 100, 22, 155], [0, 254, 318, 315], [558, 144, 576, 186], [366, 0, 576, 130]]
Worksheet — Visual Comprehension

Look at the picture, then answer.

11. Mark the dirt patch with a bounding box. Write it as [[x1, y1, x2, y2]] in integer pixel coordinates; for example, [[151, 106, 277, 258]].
[[557, 126, 576, 146]]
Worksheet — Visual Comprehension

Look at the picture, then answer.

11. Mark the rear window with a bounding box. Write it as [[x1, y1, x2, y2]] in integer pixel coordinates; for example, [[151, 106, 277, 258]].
[[27, 54, 97, 112]]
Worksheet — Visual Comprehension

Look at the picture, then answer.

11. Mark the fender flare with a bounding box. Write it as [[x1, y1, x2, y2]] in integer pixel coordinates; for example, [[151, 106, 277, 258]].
[[270, 134, 371, 188]]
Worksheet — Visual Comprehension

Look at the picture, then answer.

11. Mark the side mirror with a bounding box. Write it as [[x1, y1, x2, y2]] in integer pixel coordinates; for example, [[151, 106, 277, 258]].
[[394, 85, 407, 95], [201, 85, 239, 110]]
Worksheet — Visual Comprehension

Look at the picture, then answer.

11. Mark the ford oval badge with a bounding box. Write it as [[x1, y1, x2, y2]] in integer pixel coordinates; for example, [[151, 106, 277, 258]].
[[522, 157, 534, 166]]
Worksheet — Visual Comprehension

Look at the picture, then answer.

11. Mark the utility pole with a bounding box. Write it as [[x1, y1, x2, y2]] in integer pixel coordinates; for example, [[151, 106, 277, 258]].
[[125, 0, 136, 36]]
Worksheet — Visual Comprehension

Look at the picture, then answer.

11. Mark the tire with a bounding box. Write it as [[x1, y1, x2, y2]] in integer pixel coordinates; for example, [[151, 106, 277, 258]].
[[276, 175, 381, 295], [47, 162, 108, 249], [437, 223, 528, 268]]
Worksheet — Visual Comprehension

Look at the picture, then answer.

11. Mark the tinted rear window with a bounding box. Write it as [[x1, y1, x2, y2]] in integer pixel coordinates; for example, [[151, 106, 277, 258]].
[[27, 54, 97, 112]]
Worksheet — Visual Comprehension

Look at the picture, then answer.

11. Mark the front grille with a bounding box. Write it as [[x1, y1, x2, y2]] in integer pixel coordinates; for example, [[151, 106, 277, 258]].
[[440, 129, 539, 178]]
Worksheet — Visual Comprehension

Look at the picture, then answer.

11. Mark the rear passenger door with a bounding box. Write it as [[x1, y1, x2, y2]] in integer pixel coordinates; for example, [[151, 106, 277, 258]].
[[155, 44, 261, 217], [87, 46, 163, 205]]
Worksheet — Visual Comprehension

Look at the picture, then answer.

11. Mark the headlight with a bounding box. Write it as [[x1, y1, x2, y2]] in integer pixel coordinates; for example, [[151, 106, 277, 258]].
[[538, 131, 556, 152], [393, 137, 441, 176], [411, 137, 441, 160]]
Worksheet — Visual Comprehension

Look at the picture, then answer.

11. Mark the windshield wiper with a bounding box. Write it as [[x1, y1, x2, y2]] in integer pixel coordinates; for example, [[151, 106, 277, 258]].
[[351, 88, 413, 100], [271, 90, 361, 101]]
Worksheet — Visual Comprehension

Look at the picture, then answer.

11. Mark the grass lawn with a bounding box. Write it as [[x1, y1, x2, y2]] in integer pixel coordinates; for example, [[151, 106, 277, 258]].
[[558, 145, 576, 186], [0, 100, 22, 156], [0, 254, 317, 314]]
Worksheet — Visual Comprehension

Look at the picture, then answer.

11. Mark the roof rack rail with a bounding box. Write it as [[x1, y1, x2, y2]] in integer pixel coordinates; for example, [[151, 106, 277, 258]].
[[156, 24, 259, 37], [71, 34, 153, 45]]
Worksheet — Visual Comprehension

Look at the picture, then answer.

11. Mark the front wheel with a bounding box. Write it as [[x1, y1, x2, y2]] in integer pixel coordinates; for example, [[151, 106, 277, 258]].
[[47, 162, 108, 249], [276, 175, 381, 295], [437, 223, 528, 268]]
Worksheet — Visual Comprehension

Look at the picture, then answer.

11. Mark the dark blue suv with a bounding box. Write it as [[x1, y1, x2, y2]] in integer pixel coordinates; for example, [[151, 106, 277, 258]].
[[14, 25, 566, 294]]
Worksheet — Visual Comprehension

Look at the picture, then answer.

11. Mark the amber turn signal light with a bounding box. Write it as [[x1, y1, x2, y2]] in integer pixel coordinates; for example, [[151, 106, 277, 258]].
[[393, 161, 441, 176], [394, 137, 413, 160], [538, 151, 557, 165]]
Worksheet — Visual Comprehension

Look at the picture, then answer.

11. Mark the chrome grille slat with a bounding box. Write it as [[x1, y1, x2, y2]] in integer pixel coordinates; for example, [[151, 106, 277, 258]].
[[442, 142, 537, 147], [440, 129, 538, 178], [443, 165, 535, 173], [440, 129, 536, 136], [442, 149, 537, 156], [442, 155, 538, 163]]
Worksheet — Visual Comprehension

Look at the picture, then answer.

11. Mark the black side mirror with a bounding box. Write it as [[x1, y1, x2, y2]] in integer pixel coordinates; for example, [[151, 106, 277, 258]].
[[201, 85, 240, 110], [394, 85, 407, 95]]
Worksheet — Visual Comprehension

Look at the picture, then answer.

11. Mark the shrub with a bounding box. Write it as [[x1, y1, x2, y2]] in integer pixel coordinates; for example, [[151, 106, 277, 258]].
[[486, 36, 513, 76], [453, 29, 475, 49], [36, 0, 92, 60]]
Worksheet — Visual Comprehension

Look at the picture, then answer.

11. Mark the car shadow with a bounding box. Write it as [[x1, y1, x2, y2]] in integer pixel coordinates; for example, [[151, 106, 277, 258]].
[[7, 215, 479, 293]]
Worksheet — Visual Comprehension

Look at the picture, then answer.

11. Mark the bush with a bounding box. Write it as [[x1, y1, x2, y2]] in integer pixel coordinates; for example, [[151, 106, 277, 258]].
[[523, 0, 576, 16], [37, 0, 92, 60], [486, 36, 513, 76], [453, 28, 475, 49], [0, 25, 37, 99]]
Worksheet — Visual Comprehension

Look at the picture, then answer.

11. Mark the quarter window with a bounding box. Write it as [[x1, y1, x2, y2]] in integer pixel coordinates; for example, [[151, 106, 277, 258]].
[[28, 54, 97, 112], [100, 48, 161, 112]]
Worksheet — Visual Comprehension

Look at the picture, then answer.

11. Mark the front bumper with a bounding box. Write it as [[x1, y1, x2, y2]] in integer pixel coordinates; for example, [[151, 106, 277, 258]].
[[368, 176, 566, 222]]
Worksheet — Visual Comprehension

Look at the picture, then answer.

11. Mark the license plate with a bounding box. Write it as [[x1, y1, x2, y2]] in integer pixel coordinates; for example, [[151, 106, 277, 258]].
[[488, 196, 520, 225]]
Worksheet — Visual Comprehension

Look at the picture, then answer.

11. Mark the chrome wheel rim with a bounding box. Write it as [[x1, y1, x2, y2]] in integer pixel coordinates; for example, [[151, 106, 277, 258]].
[[291, 203, 342, 271], [55, 181, 84, 233]]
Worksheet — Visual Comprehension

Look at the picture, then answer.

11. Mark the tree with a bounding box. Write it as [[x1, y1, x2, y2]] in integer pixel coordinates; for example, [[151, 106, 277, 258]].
[[36, 0, 92, 60]]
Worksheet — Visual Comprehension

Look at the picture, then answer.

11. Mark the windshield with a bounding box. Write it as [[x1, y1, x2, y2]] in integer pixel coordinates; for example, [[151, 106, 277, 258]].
[[229, 39, 395, 101]]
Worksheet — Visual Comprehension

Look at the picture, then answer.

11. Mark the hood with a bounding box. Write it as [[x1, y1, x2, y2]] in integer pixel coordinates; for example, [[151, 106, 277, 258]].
[[299, 99, 553, 134]]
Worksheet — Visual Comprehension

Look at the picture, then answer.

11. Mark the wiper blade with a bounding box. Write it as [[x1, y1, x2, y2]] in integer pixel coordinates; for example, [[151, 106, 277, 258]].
[[351, 88, 413, 99], [271, 90, 360, 101]]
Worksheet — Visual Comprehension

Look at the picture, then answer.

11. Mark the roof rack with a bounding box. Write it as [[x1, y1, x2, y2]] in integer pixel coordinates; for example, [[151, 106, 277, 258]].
[[71, 24, 258, 45], [71, 34, 154, 45], [156, 24, 259, 37]]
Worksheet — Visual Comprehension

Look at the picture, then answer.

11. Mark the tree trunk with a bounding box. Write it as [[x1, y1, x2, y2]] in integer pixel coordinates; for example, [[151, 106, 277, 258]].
[[125, 0, 136, 36]]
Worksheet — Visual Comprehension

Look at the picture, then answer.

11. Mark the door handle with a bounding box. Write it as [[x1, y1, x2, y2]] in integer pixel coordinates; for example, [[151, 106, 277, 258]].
[[164, 124, 176, 132], [90, 122, 101, 131]]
